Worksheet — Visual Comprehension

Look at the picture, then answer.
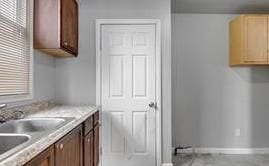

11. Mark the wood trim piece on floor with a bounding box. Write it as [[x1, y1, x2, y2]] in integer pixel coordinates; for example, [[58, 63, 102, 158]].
[[175, 147, 269, 154], [162, 163, 173, 166]]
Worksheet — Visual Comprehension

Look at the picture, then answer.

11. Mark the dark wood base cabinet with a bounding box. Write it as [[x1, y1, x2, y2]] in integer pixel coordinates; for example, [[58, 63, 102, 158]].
[[84, 130, 94, 166], [84, 111, 100, 166], [55, 125, 83, 166], [25, 146, 54, 166], [94, 124, 100, 166], [25, 111, 100, 166]]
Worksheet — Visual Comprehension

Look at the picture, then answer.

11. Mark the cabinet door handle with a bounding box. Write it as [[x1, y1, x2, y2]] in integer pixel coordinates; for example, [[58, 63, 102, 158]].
[[60, 144, 64, 149], [64, 41, 68, 46], [87, 138, 90, 143]]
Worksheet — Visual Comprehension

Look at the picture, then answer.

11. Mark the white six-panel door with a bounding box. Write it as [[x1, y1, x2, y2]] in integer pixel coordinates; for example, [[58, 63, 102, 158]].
[[101, 24, 157, 166]]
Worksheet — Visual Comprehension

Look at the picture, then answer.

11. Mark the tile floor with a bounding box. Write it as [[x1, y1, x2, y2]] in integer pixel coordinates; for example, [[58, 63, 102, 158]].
[[173, 154, 269, 166]]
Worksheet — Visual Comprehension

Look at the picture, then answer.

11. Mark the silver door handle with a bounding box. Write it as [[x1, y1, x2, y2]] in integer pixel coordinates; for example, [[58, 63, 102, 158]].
[[149, 102, 156, 108]]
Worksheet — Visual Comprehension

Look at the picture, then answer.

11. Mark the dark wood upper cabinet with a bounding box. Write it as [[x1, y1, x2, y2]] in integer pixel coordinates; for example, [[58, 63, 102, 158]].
[[34, 0, 78, 57], [61, 0, 78, 54], [55, 125, 83, 166], [25, 146, 54, 166]]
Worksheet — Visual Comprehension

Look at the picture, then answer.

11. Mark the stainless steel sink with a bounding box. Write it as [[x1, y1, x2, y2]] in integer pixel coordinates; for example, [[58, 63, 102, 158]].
[[0, 117, 74, 161], [0, 118, 66, 133], [0, 134, 30, 155]]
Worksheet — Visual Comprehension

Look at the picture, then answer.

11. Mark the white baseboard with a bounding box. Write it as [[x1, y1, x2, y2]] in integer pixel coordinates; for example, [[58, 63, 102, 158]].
[[174, 147, 269, 155], [162, 163, 173, 166], [196, 148, 269, 154]]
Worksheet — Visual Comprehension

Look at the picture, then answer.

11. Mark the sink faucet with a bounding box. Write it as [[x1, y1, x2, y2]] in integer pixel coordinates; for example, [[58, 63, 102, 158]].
[[0, 104, 25, 123], [0, 104, 7, 123], [0, 104, 7, 110]]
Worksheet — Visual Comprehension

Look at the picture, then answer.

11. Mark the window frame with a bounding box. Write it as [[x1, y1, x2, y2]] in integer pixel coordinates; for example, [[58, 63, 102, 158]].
[[0, 0, 33, 103]]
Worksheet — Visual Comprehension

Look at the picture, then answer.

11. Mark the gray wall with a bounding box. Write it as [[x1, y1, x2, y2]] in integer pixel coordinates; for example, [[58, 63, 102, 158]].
[[172, 13, 269, 148], [8, 50, 56, 107], [33, 51, 56, 102], [55, 0, 172, 163]]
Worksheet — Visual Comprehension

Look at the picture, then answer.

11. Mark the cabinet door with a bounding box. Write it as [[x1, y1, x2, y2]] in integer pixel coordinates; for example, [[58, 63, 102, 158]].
[[25, 146, 54, 166], [84, 130, 94, 166], [55, 125, 83, 166], [244, 16, 268, 63], [94, 124, 100, 166], [61, 0, 78, 55]]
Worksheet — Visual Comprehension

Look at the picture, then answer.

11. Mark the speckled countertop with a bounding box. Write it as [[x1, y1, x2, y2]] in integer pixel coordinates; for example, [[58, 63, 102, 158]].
[[0, 104, 98, 166]]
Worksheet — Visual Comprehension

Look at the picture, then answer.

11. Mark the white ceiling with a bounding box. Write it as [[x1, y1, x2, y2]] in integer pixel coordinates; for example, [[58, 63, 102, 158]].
[[172, 0, 269, 14]]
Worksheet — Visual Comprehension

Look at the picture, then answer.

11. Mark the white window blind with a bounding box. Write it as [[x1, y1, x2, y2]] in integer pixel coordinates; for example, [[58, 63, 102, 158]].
[[0, 0, 31, 96]]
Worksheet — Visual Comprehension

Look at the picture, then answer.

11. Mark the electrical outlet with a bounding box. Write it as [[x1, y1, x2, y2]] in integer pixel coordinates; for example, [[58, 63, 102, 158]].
[[235, 128, 241, 137]]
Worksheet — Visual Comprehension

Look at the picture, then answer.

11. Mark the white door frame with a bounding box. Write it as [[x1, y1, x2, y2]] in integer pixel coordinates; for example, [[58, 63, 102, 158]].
[[96, 19, 162, 166]]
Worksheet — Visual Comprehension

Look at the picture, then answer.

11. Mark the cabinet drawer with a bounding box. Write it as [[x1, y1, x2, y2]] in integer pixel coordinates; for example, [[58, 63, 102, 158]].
[[93, 111, 99, 126], [84, 116, 93, 136]]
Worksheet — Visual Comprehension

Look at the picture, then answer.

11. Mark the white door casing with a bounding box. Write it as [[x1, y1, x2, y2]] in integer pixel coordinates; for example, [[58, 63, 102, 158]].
[[96, 21, 161, 166]]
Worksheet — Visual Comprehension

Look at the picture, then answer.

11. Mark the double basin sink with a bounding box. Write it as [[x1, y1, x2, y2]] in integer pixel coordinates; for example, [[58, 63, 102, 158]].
[[0, 117, 74, 161]]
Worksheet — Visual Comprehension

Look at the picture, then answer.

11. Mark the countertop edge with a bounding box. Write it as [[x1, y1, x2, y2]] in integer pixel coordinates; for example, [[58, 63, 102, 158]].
[[0, 106, 99, 166]]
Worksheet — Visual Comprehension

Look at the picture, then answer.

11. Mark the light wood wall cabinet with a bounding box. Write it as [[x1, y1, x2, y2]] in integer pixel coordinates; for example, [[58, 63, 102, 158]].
[[34, 0, 78, 57], [229, 15, 269, 66]]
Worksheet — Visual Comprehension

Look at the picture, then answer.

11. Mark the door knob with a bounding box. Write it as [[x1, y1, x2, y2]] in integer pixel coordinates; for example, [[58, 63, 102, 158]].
[[149, 102, 156, 108]]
